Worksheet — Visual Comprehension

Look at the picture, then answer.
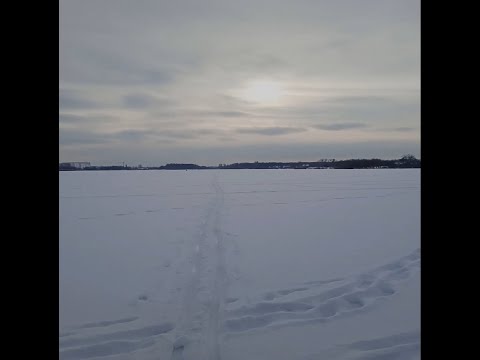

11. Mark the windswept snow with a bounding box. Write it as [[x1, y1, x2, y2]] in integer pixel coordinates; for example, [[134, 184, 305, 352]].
[[59, 169, 420, 360]]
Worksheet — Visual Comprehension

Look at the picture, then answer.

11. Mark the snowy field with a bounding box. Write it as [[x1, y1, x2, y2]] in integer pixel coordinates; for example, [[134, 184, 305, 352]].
[[59, 169, 420, 360]]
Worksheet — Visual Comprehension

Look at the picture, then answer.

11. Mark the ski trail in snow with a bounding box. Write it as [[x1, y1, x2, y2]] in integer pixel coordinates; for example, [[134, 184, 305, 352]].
[[172, 174, 227, 360], [207, 176, 228, 360]]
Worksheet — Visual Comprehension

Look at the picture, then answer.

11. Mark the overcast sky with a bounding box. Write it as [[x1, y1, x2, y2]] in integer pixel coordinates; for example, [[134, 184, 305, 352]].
[[59, 0, 420, 166]]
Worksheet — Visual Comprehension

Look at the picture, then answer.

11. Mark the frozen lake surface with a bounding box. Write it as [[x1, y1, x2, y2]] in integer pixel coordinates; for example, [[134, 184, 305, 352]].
[[59, 169, 420, 360]]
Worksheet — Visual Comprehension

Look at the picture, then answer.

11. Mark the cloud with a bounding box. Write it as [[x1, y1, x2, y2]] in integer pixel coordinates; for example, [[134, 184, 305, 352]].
[[392, 127, 415, 132], [236, 127, 307, 136], [59, 113, 117, 127], [205, 111, 250, 117], [114, 129, 213, 141], [59, 113, 87, 124], [59, 128, 112, 146], [217, 136, 236, 142], [249, 93, 419, 127], [60, 127, 159, 146], [155, 128, 224, 140], [194, 128, 222, 135], [326, 96, 390, 105], [114, 129, 153, 141], [60, 41, 178, 86], [123, 93, 172, 109], [157, 130, 198, 139], [150, 110, 251, 118], [59, 89, 100, 110], [313, 123, 368, 131]]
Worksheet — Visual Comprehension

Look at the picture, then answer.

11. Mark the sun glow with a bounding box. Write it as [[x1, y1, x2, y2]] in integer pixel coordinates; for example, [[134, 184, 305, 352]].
[[240, 80, 285, 104]]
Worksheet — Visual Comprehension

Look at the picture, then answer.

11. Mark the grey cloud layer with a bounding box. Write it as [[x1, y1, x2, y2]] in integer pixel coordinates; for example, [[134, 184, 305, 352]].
[[313, 123, 367, 131], [123, 93, 173, 109], [59, 89, 101, 110], [60, 0, 420, 164], [236, 127, 307, 136]]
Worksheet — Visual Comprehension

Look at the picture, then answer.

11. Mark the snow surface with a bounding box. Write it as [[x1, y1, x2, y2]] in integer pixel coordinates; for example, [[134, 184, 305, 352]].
[[59, 169, 420, 360]]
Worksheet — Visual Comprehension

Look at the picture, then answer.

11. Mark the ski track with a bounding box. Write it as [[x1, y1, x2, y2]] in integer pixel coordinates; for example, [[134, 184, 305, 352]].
[[171, 174, 228, 360], [59, 172, 420, 360]]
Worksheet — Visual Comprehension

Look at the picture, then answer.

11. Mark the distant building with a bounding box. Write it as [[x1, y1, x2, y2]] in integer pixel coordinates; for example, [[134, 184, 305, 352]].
[[60, 162, 91, 169]]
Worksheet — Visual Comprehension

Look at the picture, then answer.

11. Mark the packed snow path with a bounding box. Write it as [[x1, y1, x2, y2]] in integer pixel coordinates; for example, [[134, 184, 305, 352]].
[[172, 175, 228, 359]]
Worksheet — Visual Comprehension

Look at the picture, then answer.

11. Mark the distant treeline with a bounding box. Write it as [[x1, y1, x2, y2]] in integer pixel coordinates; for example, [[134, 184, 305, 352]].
[[222, 155, 420, 169], [59, 163, 209, 171], [59, 155, 420, 171]]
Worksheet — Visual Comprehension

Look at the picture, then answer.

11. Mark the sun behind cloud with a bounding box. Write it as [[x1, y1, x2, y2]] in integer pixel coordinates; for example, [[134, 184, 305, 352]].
[[239, 80, 286, 105]]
